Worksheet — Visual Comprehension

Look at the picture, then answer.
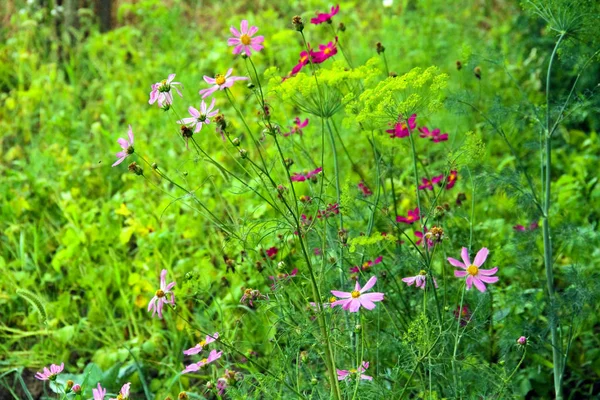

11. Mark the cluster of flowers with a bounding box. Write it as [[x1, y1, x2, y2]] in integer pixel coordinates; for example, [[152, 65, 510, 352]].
[[418, 170, 458, 190], [386, 113, 449, 143]]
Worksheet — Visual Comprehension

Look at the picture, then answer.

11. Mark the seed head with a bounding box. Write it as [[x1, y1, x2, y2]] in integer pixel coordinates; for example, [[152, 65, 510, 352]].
[[292, 15, 304, 31], [376, 42, 385, 54]]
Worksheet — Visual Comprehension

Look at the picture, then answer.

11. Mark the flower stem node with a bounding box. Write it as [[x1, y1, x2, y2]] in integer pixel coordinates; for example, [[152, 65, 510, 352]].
[[128, 162, 144, 176]]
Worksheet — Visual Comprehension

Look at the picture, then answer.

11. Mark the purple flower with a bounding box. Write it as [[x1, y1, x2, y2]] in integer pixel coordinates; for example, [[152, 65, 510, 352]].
[[199, 69, 249, 99], [93, 383, 106, 400], [448, 247, 499, 292], [337, 361, 372, 381], [349, 256, 382, 273], [386, 114, 417, 138], [311, 5, 340, 25], [419, 126, 449, 142], [517, 336, 528, 346], [149, 74, 183, 108], [402, 270, 438, 290], [177, 98, 219, 134], [183, 332, 219, 355], [182, 349, 223, 374], [148, 269, 176, 319], [331, 276, 385, 312], [35, 363, 64, 381], [112, 125, 134, 167], [109, 383, 130, 400], [227, 20, 265, 56]]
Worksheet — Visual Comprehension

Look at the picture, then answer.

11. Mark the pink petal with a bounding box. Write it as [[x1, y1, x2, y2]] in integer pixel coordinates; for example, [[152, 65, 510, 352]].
[[331, 290, 351, 298], [225, 68, 233, 78], [360, 374, 373, 381], [346, 299, 362, 312], [331, 299, 350, 308], [188, 106, 200, 118], [360, 298, 377, 310], [147, 296, 156, 312], [199, 86, 218, 99], [240, 20, 248, 35], [233, 44, 244, 54], [472, 277, 487, 292], [478, 275, 499, 284], [360, 292, 384, 302], [360, 276, 377, 293], [227, 38, 241, 46], [454, 270, 468, 277], [167, 73, 176, 83], [178, 117, 196, 125], [473, 248, 489, 267], [461, 247, 471, 266], [230, 26, 241, 37], [247, 25, 258, 36], [465, 275, 473, 290], [117, 138, 128, 150], [127, 125, 134, 144], [402, 277, 417, 285], [165, 281, 176, 291], [203, 75, 216, 84], [160, 269, 167, 289], [447, 257, 466, 268], [479, 267, 498, 276], [112, 156, 126, 167]]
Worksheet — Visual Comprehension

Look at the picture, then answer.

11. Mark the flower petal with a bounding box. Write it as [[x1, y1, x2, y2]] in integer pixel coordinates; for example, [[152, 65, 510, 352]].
[[454, 270, 468, 277], [447, 257, 466, 268], [472, 277, 487, 292], [461, 247, 471, 266], [331, 290, 351, 298], [360, 276, 377, 293], [473, 247, 489, 267], [478, 275, 499, 284], [478, 267, 498, 276]]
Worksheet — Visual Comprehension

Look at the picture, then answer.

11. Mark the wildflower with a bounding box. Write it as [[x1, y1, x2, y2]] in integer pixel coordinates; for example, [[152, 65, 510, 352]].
[[291, 167, 323, 182], [358, 181, 373, 197], [35, 363, 64, 381], [148, 269, 176, 319], [337, 361, 373, 381], [312, 40, 338, 64], [402, 270, 438, 289], [331, 276, 385, 312], [65, 380, 74, 393], [228, 20, 264, 56], [288, 50, 313, 77], [182, 350, 223, 374], [386, 114, 417, 139], [265, 247, 278, 258], [149, 74, 183, 108], [112, 125, 134, 167], [317, 203, 340, 219], [418, 126, 448, 142], [283, 117, 309, 136], [474, 66, 482, 80], [396, 207, 420, 224], [292, 15, 304, 31], [448, 247, 499, 292], [446, 170, 458, 189], [217, 378, 228, 395], [453, 304, 471, 326], [240, 288, 268, 307], [375, 42, 385, 54], [177, 98, 219, 134], [183, 332, 220, 355], [311, 4, 340, 24], [109, 383, 130, 400], [415, 228, 434, 248], [72, 384, 82, 394], [418, 174, 443, 190], [349, 256, 382, 273], [425, 226, 444, 243], [513, 221, 539, 232], [269, 268, 298, 290], [93, 383, 106, 400], [179, 392, 189, 400], [199, 69, 249, 99]]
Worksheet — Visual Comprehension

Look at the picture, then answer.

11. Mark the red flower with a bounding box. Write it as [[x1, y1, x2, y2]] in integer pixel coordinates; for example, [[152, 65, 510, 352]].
[[349, 256, 382, 273], [265, 247, 278, 258], [418, 174, 444, 190], [291, 167, 323, 182], [419, 126, 449, 142]]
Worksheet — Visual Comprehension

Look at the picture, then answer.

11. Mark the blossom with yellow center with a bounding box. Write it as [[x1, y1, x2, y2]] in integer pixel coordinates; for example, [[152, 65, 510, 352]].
[[227, 20, 265, 56], [448, 247, 499, 293], [148, 269, 175, 319], [331, 275, 385, 312]]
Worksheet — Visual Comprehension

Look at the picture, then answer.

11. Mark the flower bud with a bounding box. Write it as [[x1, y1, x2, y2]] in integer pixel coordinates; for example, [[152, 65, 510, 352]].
[[389, 71, 398, 78], [376, 42, 385, 54], [247, 82, 255, 90], [517, 336, 527, 346], [241, 52, 248, 59], [206, 381, 215, 389], [65, 380, 74, 393], [232, 137, 241, 146], [354, 324, 362, 333], [456, 60, 462, 70], [292, 15, 304, 32], [214, 114, 227, 130], [311, 378, 318, 385], [161, 103, 171, 111], [178, 391, 189, 400], [72, 384, 82, 394], [284, 158, 294, 168], [338, 22, 346, 32], [239, 149, 248, 159], [474, 66, 482, 80], [181, 125, 193, 139], [151, 162, 158, 169], [128, 162, 144, 176], [277, 261, 286, 269]]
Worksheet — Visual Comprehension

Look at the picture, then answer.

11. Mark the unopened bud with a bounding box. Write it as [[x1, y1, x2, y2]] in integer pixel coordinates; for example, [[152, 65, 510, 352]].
[[376, 42, 385, 54], [354, 324, 362, 333], [517, 336, 527, 346], [241, 52, 248, 59], [311, 378, 318, 385], [247, 82, 255, 90], [292, 15, 304, 32], [456, 60, 462, 70], [338, 22, 346, 32], [151, 162, 158, 169], [178, 391, 189, 400], [72, 384, 82, 394], [284, 158, 294, 168], [65, 380, 74, 393], [389, 71, 398, 78], [239, 149, 248, 159], [232, 137, 241, 146], [214, 114, 227, 130], [474, 66, 482, 80], [128, 162, 144, 176], [206, 381, 215, 389]]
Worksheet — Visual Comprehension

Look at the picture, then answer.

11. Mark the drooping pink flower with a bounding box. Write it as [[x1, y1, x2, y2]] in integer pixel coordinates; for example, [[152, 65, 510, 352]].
[[149, 74, 183, 108], [182, 350, 223, 374], [265, 247, 278, 258], [109, 383, 130, 400], [419, 126, 448, 142], [331, 276, 385, 312], [147, 269, 176, 319], [349, 256, 382, 273], [513, 221, 539, 232], [112, 125, 134, 167], [402, 270, 438, 290], [358, 181, 373, 197], [415, 229, 434, 248], [446, 170, 458, 190], [454, 304, 471, 326], [317, 203, 340, 219], [311, 5, 340, 24], [92, 383, 106, 400], [337, 361, 372, 381], [289, 50, 313, 76], [418, 174, 444, 190], [227, 20, 264, 56], [291, 167, 323, 182], [177, 98, 219, 134], [199, 69, 249, 99], [269, 268, 298, 290], [283, 117, 309, 137], [183, 332, 220, 356], [312, 39, 338, 64], [35, 363, 64, 381], [396, 207, 420, 224], [448, 247, 499, 293], [386, 114, 417, 139]]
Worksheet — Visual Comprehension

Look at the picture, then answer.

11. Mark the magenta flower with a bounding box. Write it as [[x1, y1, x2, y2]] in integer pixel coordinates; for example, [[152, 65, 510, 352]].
[[337, 361, 372, 381], [396, 207, 420, 224], [184, 332, 219, 355], [317, 203, 340, 219], [419, 126, 448, 142], [289, 50, 313, 76], [402, 270, 438, 290], [283, 117, 309, 137], [148, 269, 176, 319], [227, 20, 264, 56], [349, 256, 382, 273], [312, 40, 337, 64], [199, 69, 249, 99], [446, 170, 458, 189], [448, 247, 499, 292], [386, 114, 417, 139], [418, 174, 443, 190], [514, 221, 539, 232], [517, 336, 528, 346], [269, 268, 298, 290], [358, 181, 373, 197], [35, 363, 64, 381], [109, 383, 130, 400], [182, 349, 223, 374], [149, 74, 183, 108], [112, 125, 134, 167], [177, 98, 219, 133], [291, 167, 323, 182], [265, 246, 278, 258], [92, 383, 106, 400], [415, 229, 434, 248], [454, 304, 471, 326], [331, 276, 384, 312], [311, 4, 340, 24]]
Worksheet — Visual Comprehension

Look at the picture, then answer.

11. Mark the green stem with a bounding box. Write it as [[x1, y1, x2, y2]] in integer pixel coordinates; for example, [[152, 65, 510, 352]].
[[452, 284, 466, 399]]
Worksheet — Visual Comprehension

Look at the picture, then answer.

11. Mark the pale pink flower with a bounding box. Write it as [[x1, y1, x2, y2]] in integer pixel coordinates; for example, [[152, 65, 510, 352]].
[[183, 332, 220, 355], [177, 98, 219, 133], [402, 270, 438, 290], [199, 69, 249, 99], [148, 269, 176, 319], [109, 383, 130, 400], [148, 74, 183, 108], [35, 363, 64, 381], [227, 20, 264, 56], [331, 276, 384, 312], [182, 349, 223, 374], [448, 247, 499, 292], [337, 361, 372, 381], [112, 125, 134, 167], [93, 383, 106, 400]]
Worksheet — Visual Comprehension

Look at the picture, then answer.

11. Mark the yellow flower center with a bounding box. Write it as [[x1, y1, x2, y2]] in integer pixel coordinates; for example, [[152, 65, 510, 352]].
[[199, 340, 206, 347], [201, 358, 208, 364], [117, 395, 124, 400], [329, 296, 337, 303], [215, 74, 226, 86], [349, 368, 357, 374], [419, 270, 427, 276], [240, 34, 251, 45], [323, 48, 331, 55], [351, 290, 361, 299], [467, 265, 478, 276], [156, 289, 165, 298], [362, 262, 370, 268]]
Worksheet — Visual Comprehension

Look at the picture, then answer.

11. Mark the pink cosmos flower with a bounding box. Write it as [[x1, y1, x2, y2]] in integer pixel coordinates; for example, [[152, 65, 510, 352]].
[[349, 256, 382, 273], [317, 203, 340, 219], [312, 40, 337, 64], [386, 114, 417, 139], [291, 167, 323, 182], [269, 268, 298, 290], [311, 5, 340, 24], [448, 247, 499, 293], [148, 269, 176, 319], [402, 270, 438, 289], [283, 117, 309, 137], [396, 207, 420, 224], [418, 174, 444, 190], [149, 74, 183, 108], [177, 98, 219, 134], [265, 247, 278, 258], [337, 361, 372, 381], [227, 20, 264, 56], [112, 125, 134, 167], [35, 363, 64, 381], [514, 221, 539, 232], [290, 50, 313, 76], [446, 170, 458, 189], [182, 350, 223, 374], [183, 332, 219, 356], [92, 383, 106, 400], [419, 126, 448, 142], [415, 229, 434, 248], [109, 383, 130, 400], [331, 276, 385, 312], [199, 69, 249, 99], [454, 304, 471, 326], [358, 181, 373, 197]]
